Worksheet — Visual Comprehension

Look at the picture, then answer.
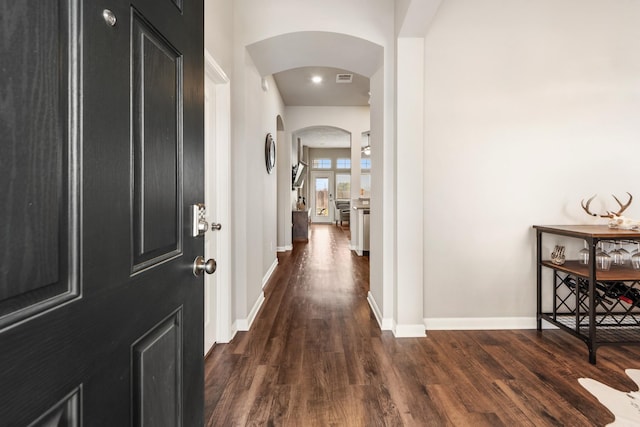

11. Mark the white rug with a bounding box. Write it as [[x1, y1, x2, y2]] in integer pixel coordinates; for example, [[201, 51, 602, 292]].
[[579, 369, 640, 426]]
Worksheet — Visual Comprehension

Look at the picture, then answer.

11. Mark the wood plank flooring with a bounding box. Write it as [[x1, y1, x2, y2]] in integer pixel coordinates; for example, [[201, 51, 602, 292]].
[[204, 224, 640, 426]]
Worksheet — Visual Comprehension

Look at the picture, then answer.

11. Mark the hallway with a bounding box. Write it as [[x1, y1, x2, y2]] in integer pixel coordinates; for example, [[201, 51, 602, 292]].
[[204, 224, 382, 425], [204, 225, 638, 426]]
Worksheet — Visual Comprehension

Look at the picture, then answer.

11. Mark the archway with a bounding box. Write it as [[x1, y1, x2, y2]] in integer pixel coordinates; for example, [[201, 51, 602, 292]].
[[246, 31, 382, 78], [243, 30, 394, 335]]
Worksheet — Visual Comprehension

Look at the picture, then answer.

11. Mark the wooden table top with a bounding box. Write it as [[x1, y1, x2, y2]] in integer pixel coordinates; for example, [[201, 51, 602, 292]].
[[533, 224, 640, 239]]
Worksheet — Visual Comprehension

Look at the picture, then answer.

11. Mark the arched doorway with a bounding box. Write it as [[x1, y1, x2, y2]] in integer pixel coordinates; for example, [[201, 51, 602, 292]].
[[242, 30, 393, 334]]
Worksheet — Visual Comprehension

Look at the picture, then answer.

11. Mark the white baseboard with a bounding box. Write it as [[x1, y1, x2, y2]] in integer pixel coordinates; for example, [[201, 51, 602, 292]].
[[236, 292, 265, 331], [229, 321, 238, 341], [276, 245, 292, 252], [367, 292, 393, 330], [394, 323, 427, 338], [262, 258, 278, 289], [367, 291, 383, 327], [248, 292, 265, 328], [367, 292, 425, 337], [233, 259, 277, 335], [424, 316, 538, 330]]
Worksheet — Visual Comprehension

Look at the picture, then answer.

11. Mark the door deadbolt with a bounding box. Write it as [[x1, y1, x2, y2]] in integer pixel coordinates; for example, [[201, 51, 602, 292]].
[[193, 256, 216, 276], [192, 204, 208, 237]]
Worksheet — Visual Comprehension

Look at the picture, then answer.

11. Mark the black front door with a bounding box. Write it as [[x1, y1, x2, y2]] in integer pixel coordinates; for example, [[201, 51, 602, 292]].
[[0, 0, 205, 425]]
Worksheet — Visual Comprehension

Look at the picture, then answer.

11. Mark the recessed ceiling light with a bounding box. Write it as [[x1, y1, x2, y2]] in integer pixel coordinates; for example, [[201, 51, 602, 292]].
[[311, 75, 323, 84]]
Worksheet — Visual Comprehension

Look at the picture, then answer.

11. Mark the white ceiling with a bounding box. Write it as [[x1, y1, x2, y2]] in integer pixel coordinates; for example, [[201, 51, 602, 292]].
[[274, 67, 369, 148], [273, 66, 370, 107]]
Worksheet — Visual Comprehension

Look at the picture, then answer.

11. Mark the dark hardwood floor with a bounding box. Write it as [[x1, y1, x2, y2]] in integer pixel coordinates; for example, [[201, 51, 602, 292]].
[[204, 224, 640, 426]]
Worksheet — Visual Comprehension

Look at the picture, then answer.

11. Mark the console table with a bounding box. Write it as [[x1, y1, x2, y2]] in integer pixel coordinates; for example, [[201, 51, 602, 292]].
[[534, 225, 640, 364], [292, 210, 309, 242]]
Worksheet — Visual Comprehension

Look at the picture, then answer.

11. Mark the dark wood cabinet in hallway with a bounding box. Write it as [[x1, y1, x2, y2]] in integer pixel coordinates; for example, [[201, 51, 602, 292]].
[[204, 224, 640, 426]]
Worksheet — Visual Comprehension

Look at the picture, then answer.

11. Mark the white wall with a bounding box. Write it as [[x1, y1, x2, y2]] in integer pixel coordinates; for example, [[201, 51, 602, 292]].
[[230, 40, 284, 328], [308, 148, 351, 169], [422, 0, 640, 327], [395, 37, 425, 336], [237, 0, 393, 50], [276, 121, 291, 252], [285, 109, 371, 142], [204, 0, 233, 74], [368, 68, 390, 327]]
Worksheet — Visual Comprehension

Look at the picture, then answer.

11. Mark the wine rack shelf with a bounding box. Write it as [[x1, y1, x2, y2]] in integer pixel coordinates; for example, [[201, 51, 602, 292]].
[[534, 225, 640, 364]]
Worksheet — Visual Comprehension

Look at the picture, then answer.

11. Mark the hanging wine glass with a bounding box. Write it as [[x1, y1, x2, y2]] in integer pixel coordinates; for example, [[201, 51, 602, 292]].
[[577, 240, 590, 265], [596, 241, 612, 271], [632, 242, 640, 270], [619, 240, 630, 264], [610, 240, 624, 266]]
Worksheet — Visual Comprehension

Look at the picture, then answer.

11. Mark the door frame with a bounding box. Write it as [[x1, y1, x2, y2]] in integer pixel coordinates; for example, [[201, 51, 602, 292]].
[[204, 50, 232, 347], [310, 170, 335, 223]]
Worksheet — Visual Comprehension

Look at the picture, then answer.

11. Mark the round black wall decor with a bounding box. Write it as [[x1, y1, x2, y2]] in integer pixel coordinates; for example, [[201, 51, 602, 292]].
[[265, 133, 276, 174]]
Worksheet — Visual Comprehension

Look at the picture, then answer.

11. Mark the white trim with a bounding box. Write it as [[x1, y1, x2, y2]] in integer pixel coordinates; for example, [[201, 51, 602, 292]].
[[229, 321, 238, 341], [236, 292, 265, 331], [203, 80, 216, 354], [367, 291, 383, 327], [276, 245, 293, 252], [424, 317, 539, 331], [262, 258, 278, 289], [203, 49, 233, 344], [367, 292, 393, 330], [205, 50, 229, 83], [393, 323, 427, 338]]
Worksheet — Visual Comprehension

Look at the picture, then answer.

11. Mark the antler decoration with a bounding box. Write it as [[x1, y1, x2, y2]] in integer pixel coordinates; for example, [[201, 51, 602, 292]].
[[581, 192, 633, 219]]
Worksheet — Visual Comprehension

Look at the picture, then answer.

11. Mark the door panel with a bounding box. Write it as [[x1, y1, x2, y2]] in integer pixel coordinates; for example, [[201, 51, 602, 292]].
[[0, 0, 204, 425], [132, 309, 183, 427], [29, 388, 81, 427], [132, 11, 183, 270], [0, 0, 79, 329]]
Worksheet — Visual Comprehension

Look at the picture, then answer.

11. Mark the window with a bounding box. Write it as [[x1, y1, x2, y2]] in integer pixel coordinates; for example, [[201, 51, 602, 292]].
[[361, 158, 371, 170], [314, 177, 329, 216], [336, 174, 351, 200], [312, 158, 331, 169], [336, 158, 351, 169], [360, 174, 371, 198]]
